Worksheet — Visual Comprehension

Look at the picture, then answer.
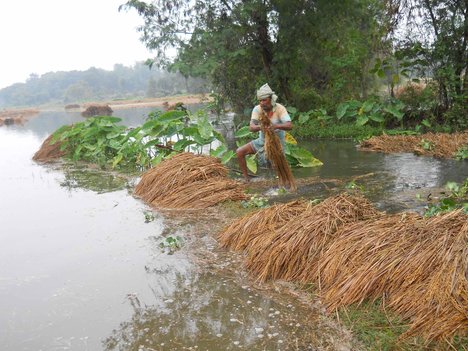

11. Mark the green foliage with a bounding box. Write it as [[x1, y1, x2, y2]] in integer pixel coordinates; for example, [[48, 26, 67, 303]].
[[144, 211, 155, 223], [53, 108, 231, 172], [424, 179, 468, 217], [241, 195, 269, 209], [455, 147, 468, 160], [159, 236, 183, 255]]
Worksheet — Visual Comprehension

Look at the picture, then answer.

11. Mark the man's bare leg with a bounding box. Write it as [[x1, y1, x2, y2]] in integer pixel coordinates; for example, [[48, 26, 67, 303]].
[[236, 142, 255, 182]]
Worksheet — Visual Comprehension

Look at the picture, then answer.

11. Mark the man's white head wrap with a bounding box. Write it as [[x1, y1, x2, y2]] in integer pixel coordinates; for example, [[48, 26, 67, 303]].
[[257, 83, 278, 107]]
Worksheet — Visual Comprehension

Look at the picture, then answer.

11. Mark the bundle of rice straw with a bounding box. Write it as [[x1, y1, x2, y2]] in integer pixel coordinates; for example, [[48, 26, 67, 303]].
[[134, 152, 247, 209], [319, 210, 467, 341], [217, 200, 309, 251], [32, 134, 66, 162], [360, 131, 468, 159], [245, 193, 381, 282], [259, 112, 297, 191]]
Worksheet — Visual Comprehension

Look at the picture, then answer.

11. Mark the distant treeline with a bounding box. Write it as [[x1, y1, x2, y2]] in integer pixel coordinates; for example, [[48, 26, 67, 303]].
[[0, 62, 209, 108]]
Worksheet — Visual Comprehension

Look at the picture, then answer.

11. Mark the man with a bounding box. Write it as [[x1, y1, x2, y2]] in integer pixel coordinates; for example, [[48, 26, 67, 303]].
[[236, 83, 292, 182]]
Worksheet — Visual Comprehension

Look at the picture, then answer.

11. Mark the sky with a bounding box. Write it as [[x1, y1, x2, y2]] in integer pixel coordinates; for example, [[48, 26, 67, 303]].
[[0, 0, 154, 89]]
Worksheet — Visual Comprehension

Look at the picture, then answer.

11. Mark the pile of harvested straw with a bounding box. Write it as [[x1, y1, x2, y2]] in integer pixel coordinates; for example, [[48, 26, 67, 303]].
[[81, 104, 113, 117], [134, 152, 247, 209], [360, 131, 468, 158], [319, 210, 467, 341], [259, 112, 297, 191], [244, 193, 381, 282], [32, 134, 66, 162], [218, 200, 309, 251]]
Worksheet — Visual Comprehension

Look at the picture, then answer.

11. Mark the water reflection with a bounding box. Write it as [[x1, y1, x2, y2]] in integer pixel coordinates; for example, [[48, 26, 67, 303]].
[[59, 166, 132, 194], [104, 270, 344, 351]]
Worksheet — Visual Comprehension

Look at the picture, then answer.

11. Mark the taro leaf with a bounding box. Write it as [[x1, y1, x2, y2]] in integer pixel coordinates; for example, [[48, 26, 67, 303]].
[[235, 126, 253, 138], [210, 144, 228, 158], [144, 139, 163, 148], [289, 146, 323, 167], [246, 154, 257, 174], [212, 129, 226, 143], [362, 101, 375, 113], [298, 113, 310, 124], [285, 132, 297, 145], [220, 150, 235, 164], [127, 127, 142, 138], [112, 153, 123, 168], [151, 152, 166, 166], [197, 114, 213, 139], [106, 131, 123, 139], [369, 113, 385, 123], [336, 103, 349, 120], [173, 139, 196, 151], [108, 139, 121, 149], [421, 119, 431, 127], [384, 107, 404, 121], [287, 106, 298, 114], [155, 110, 186, 123], [356, 115, 369, 126]]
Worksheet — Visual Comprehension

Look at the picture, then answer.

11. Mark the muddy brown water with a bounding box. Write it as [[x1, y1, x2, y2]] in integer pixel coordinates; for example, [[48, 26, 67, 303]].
[[0, 109, 466, 351]]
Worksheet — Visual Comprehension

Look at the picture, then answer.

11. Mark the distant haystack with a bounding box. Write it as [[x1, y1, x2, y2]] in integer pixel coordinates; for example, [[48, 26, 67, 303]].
[[65, 104, 80, 110], [81, 104, 113, 117], [360, 131, 468, 158]]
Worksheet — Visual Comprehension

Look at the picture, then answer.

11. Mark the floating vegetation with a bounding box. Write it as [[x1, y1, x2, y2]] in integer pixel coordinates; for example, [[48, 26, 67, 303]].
[[159, 236, 183, 254], [359, 131, 468, 159], [134, 152, 247, 210]]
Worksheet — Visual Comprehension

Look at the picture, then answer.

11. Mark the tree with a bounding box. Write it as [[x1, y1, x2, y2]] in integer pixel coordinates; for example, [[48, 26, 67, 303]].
[[121, 0, 389, 113], [389, 0, 468, 113]]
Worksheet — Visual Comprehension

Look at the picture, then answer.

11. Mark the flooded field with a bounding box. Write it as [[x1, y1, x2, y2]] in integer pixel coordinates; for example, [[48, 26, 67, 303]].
[[0, 109, 466, 350]]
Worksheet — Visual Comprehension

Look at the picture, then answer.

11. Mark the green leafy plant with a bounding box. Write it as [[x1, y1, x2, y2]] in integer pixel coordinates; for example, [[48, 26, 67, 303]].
[[159, 236, 183, 254], [241, 195, 269, 209], [455, 147, 468, 160], [419, 138, 434, 151], [424, 179, 468, 216], [144, 211, 155, 223], [51, 108, 233, 172]]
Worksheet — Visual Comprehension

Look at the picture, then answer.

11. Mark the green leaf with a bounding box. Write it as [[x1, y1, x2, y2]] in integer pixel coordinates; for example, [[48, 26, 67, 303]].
[[384, 107, 404, 121], [197, 113, 213, 139], [362, 101, 375, 113], [112, 153, 123, 168], [356, 115, 369, 126], [212, 130, 225, 143], [368, 113, 385, 123], [220, 150, 235, 164], [235, 126, 253, 138], [172, 139, 196, 151], [336, 103, 348, 120], [156, 110, 186, 123], [210, 144, 228, 158], [298, 113, 310, 124], [287, 106, 297, 114], [246, 154, 257, 174], [421, 119, 431, 127]]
